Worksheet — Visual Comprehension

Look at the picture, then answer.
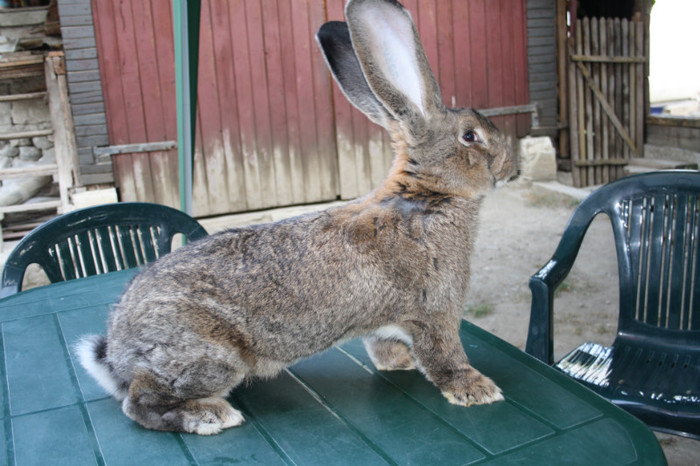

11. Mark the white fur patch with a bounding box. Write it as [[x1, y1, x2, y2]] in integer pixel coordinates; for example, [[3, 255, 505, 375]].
[[75, 335, 127, 400], [373, 325, 413, 345]]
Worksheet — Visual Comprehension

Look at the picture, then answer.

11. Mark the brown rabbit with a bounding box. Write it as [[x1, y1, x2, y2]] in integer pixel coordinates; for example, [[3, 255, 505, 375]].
[[77, 0, 517, 435]]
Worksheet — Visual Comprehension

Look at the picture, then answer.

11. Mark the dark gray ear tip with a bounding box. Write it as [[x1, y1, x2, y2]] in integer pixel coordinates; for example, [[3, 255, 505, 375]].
[[316, 21, 349, 45]]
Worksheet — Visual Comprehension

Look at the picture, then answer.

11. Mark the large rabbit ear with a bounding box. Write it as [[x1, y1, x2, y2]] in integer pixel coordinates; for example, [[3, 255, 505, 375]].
[[316, 21, 394, 128], [345, 0, 443, 122]]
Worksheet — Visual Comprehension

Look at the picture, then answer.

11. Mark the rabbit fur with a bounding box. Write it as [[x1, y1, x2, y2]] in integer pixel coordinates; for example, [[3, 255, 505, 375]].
[[77, 0, 518, 435]]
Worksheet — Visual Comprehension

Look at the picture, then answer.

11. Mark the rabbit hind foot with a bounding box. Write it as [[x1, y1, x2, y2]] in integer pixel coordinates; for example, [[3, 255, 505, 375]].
[[122, 394, 244, 435]]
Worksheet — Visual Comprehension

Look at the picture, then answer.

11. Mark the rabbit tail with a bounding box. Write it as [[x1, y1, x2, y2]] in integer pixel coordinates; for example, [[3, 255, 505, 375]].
[[76, 335, 129, 400]]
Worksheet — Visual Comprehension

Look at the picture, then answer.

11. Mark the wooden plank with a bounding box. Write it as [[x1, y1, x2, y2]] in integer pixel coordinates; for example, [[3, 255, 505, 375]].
[[130, 0, 178, 210], [417, 0, 439, 85], [599, 19, 610, 184], [469, 0, 489, 109], [196, 0, 230, 214], [209, 0, 247, 212], [46, 55, 81, 212], [117, 0, 154, 204], [627, 19, 637, 163], [647, 116, 700, 129], [262, 0, 293, 206], [573, 158, 629, 167], [575, 20, 586, 186], [151, 0, 180, 210], [613, 18, 623, 169], [635, 21, 644, 158], [0, 92, 46, 102], [277, 0, 307, 204], [582, 18, 594, 185], [570, 55, 645, 63], [591, 18, 601, 184], [568, 38, 581, 187], [326, 0, 358, 200], [0, 164, 58, 180], [308, 0, 339, 200], [452, 0, 472, 106], [555, 0, 569, 149], [436, 0, 455, 106], [291, 1, 322, 202], [621, 19, 631, 162], [92, 0, 129, 199], [0, 200, 61, 215], [498, 0, 517, 139], [513, 0, 530, 136], [607, 19, 618, 179], [0, 129, 53, 141], [486, 1, 505, 110], [93, 141, 177, 157], [228, 1, 263, 211], [247, 0, 277, 208]]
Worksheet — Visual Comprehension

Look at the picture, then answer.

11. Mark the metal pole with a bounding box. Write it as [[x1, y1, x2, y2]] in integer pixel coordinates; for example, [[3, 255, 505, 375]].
[[173, 0, 200, 215]]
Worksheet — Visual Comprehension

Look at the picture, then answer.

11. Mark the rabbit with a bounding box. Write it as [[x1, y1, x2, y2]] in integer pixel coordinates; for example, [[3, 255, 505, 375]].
[[77, 0, 517, 436]]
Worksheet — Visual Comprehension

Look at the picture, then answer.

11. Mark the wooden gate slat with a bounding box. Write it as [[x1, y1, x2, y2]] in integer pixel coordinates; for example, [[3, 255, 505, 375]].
[[599, 20, 610, 184], [635, 21, 645, 158]]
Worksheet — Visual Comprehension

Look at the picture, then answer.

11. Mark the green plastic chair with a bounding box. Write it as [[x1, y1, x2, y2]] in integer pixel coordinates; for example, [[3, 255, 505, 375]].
[[526, 170, 700, 439], [1, 202, 208, 298]]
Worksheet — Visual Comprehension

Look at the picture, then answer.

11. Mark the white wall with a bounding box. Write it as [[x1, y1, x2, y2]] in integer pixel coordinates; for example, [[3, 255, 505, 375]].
[[649, 0, 700, 104]]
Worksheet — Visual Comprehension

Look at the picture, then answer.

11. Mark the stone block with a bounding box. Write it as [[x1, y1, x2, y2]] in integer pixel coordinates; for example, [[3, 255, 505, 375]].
[[42, 147, 56, 162], [32, 136, 54, 150], [0, 143, 19, 158], [519, 136, 557, 182], [0, 102, 11, 124], [19, 145, 42, 161], [11, 99, 50, 126], [10, 138, 32, 147]]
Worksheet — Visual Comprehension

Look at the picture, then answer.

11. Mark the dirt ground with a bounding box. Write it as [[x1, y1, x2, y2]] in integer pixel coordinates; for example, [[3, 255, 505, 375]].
[[5, 182, 698, 464]]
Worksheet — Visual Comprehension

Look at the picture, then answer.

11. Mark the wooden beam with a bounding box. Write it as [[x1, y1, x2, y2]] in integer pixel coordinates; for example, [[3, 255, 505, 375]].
[[0, 199, 61, 215], [45, 54, 81, 212], [573, 158, 629, 167], [0, 92, 47, 103], [93, 140, 177, 156], [0, 129, 53, 141], [0, 164, 58, 180], [478, 104, 539, 128], [647, 116, 700, 129], [571, 54, 646, 63]]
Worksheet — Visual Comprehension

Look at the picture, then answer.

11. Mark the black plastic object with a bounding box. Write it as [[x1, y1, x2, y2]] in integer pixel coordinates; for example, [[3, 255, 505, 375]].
[[1, 202, 208, 297], [526, 170, 700, 439]]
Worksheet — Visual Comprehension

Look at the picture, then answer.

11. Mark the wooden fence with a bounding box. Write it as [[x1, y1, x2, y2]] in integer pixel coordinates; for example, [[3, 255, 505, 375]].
[[568, 17, 645, 187], [92, 0, 530, 217]]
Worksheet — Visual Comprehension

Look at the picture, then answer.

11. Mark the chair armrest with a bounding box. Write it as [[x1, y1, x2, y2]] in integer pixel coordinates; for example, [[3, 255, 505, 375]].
[[525, 207, 601, 365], [526, 260, 567, 365]]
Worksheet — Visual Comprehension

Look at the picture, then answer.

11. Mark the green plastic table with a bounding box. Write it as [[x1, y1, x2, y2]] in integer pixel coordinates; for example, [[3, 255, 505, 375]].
[[0, 269, 666, 465]]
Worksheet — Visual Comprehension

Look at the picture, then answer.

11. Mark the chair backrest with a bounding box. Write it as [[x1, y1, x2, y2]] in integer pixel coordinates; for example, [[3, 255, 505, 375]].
[[568, 171, 700, 348], [1, 202, 208, 297]]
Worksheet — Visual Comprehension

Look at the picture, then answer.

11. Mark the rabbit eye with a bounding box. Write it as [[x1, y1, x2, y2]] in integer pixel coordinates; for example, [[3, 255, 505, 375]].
[[462, 130, 479, 144]]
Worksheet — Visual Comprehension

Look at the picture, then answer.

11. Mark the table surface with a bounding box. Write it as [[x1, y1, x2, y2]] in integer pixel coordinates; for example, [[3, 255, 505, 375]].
[[0, 270, 666, 465]]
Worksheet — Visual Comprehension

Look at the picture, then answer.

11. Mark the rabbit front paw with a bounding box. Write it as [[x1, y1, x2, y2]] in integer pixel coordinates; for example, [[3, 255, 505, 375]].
[[441, 369, 504, 407]]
